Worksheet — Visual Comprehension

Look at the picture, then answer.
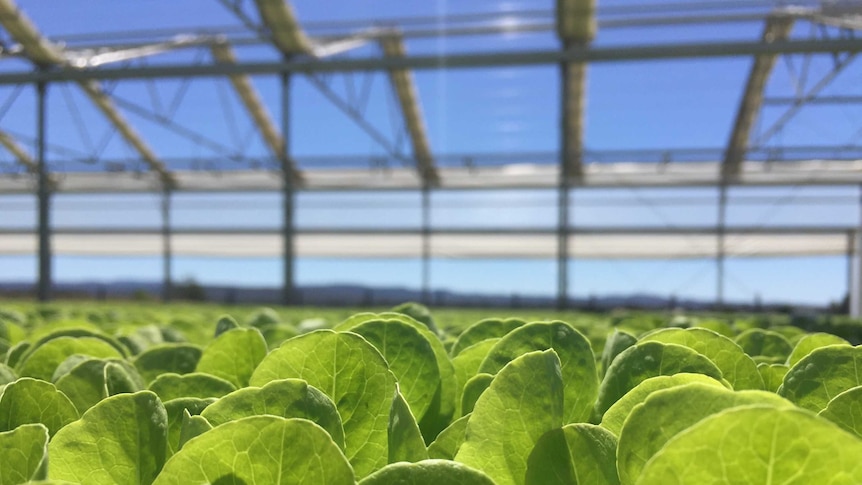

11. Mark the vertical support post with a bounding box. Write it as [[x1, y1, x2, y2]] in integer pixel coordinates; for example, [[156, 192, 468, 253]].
[[281, 69, 295, 307], [557, 41, 574, 310], [421, 184, 431, 305], [36, 80, 50, 302], [847, 230, 854, 316], [161, 187, 172, 302], [717, 183, 728, 310], [852, 184, 862, 318]]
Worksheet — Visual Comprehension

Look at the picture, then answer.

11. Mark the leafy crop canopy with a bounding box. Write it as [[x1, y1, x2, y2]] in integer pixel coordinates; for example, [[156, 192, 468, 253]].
[[201, 378, 345, 450], [16, 337, 123, 381], [617, 383, 791, 485], [780, 344, 862, 412], [0, 423, 49, 484], [456, 350, 564, 485], [359, 459, 495, 485], [600, 329, 637, 377], [155, 416, 354, 485], [734, 328, 793, 361], [250, 330, 397, 478], [162, 397, 214, 456], [758, 363, 789, 392], [195, 327, 268, 388], [787, 332, 850, 367], [147, 372, 236, 401], [133, 344, 202, 385], [452, 338, 499, 416], [336, 317, 440, 422], [818, 385, 862, 438], [0, 378, 79, 436], [54, 358, 143, 413], [600, 373, 725, 436], [338, 313, 457, 442], [49, 391, 168, 485], [450, 318, 525, 357], [0, 363, 16, 386], [595, 341, 723, 418], [427, 414, 470, 460], [479, 321, 597, 423], [637, 406, 862, 484], [388, 388, 428, 464], [525, 423, 619, 485], [640, 327, 763, 390]]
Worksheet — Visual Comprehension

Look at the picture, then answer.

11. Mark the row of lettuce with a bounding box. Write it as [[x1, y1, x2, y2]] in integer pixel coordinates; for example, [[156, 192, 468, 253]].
[[0, 304, 860, 484]]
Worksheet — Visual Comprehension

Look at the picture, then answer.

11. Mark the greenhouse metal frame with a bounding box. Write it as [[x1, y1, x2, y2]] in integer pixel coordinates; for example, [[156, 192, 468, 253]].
[[0, 0, 861, 311]]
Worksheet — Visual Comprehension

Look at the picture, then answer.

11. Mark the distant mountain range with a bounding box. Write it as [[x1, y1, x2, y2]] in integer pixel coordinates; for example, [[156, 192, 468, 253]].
[[0, 280, 830, 312]]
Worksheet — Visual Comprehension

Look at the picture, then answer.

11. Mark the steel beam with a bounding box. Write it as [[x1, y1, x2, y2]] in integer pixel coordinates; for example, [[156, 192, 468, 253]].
[[717, 184, 728, 309], [1, 225, 858, 236], [1, 38, 861, 85], [763, 95, 862, 105], [421, 184, 431, 305], [253, 0, 313, 55], [0, 129, 37, 174], [210, 41, 301, 181], [847, 230, 854, 316], [36, 80, 50, 301], [380, 31, 438, 185], [0, 0, 174, 186], [556, 0, 595, 308], [854, 185, 862, 318], [161, 187, 172, 302], [723, 14, 794, 181], [281, 70, 295, 306], [557, 0, 597, 42]]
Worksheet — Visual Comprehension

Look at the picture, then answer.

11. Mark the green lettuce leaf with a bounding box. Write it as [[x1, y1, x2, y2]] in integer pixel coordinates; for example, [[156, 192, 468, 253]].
[[201, 378, 344, 450], [525, 423, 619, 485], [154, 416, 354, 485], [49, 391, 168, 484], [0, 423, 49, 484], [389, 387, 428, 464], [0, 378, 79, 436], [195, 327, 267, 388], [359, 460, 495, 485], [637, 406, 862, 484], [595, 341, 723, 419], [780, 344, 862, 412], [479, 321, 597, 423], [455, 350, 564, 485], [250, 330, 397, 478]]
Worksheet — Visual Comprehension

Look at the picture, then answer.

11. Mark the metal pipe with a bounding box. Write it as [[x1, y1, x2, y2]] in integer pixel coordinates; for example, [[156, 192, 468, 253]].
[[557, 45, 572, 310], [717, 184, 728, 309], [847, 230, 854, 316], [1, 38, 862, 84], [421, 184, 431, 305], [161, 187, 172, 302], [281, 69, 295, 306], [36, 80, 50, 302], [854, 185, 862, 317]]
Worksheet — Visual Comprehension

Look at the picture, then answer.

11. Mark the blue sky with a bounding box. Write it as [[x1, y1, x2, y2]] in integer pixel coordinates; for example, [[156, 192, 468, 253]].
[[1, 0, 861, 306]]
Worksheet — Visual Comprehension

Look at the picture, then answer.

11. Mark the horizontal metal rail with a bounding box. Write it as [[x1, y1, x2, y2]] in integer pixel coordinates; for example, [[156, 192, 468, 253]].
[[0, 38, 860, 84]]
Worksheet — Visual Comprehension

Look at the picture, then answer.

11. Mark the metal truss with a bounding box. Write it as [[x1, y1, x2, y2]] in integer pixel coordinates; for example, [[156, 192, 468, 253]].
[[0, 0, 860, 309]]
